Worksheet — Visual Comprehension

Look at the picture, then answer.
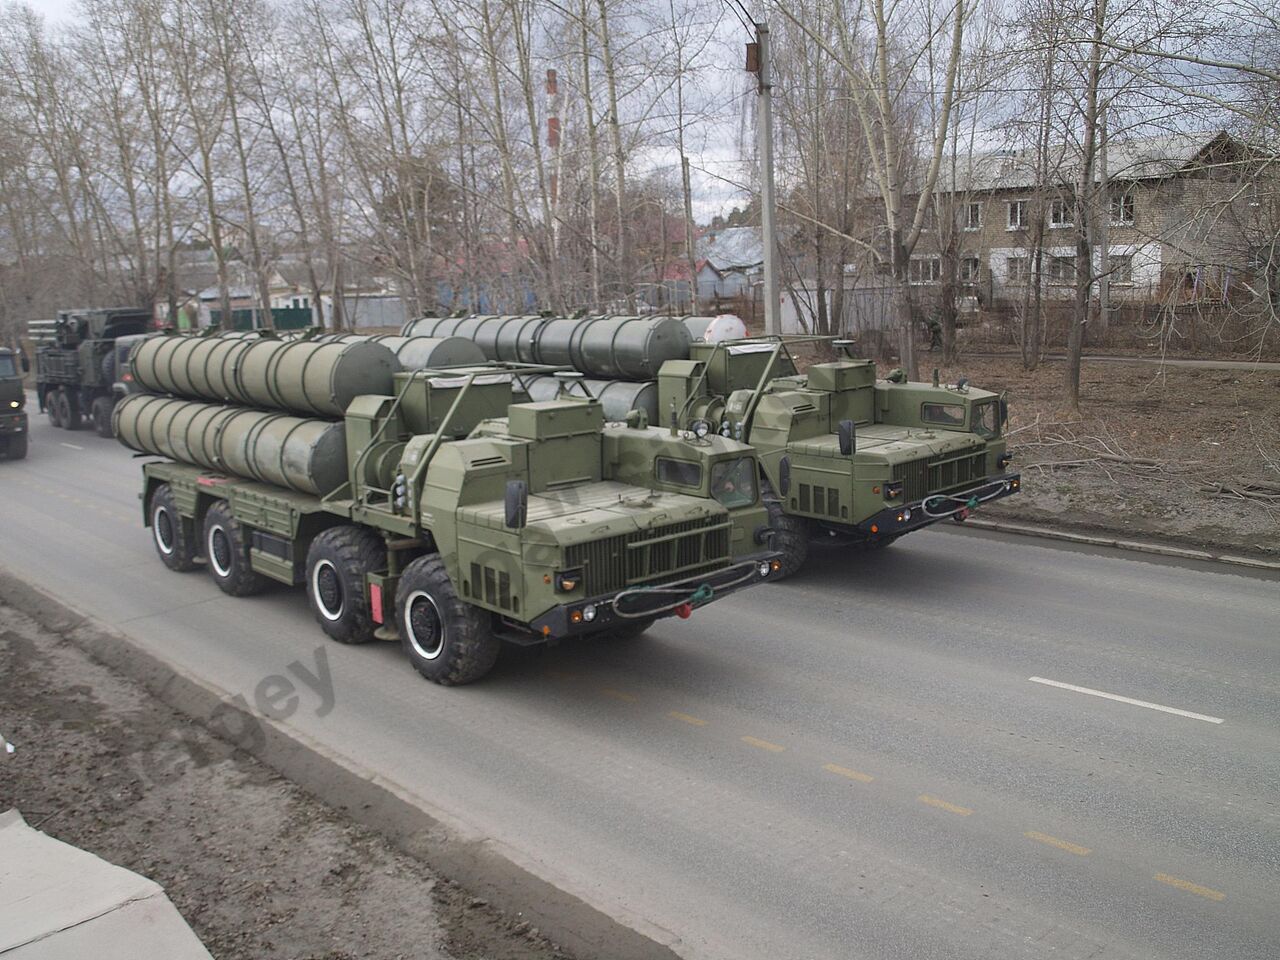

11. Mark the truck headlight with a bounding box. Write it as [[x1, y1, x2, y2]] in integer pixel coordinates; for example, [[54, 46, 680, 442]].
[[757, 561, 771, 577], [582, 603, 597, 622], [555, 570, 583, 592], [8, 401, 17, 408]]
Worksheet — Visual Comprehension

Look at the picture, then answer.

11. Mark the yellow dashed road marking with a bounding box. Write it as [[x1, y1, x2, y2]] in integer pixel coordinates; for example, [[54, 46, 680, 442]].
[[1025, 831, 1091, 856], [1155, 873, 1225, 901], [823, 762, 874, 783], [600, 688, 638, 703], [918, 794, 973, 816], [740, 735, 784, 753], [667, 711, 707, 727]]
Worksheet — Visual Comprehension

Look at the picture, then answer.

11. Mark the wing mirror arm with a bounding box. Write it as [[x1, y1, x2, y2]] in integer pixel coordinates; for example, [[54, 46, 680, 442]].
[[504, 479, 528, 529]]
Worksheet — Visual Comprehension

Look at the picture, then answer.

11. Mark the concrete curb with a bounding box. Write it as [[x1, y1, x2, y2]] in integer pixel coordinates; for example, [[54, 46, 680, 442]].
[[0, 569, 681, 960], [947, 517, 1280, 572]]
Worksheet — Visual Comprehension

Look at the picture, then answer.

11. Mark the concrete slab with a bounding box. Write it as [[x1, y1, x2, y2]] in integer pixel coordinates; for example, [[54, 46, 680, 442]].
[[0, 809, 212, 960]]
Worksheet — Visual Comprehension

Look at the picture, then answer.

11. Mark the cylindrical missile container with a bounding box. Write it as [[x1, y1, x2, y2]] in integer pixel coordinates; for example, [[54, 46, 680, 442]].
[[515, 375, 658, 422], [316, 334, 484, 370], [113, 393, 348, 497], [403, 315, 692, 381], [131, 336, 400, 417]]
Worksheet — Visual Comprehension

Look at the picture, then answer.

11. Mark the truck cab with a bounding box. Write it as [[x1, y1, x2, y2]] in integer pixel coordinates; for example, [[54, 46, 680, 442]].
[[659, 338, 1021, 569], [0, 346, 29, 460]]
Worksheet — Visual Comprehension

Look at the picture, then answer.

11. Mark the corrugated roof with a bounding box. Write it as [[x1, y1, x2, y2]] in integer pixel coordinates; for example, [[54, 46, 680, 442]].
[[937, 130, 1238, 193], [697, 226, 764, 270]]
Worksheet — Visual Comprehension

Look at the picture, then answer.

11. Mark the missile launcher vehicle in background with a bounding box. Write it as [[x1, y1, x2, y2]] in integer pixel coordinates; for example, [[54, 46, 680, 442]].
[[0, 345, 29, 460], [119, 334, 784, 685], [34, 307, 151, 437]]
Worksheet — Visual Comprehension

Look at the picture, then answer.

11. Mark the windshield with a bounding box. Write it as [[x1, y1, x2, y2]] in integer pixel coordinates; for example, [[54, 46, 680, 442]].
[[973, 401, 998, 437], [0, 355, 16, 378], [710, 457, 757, 508]]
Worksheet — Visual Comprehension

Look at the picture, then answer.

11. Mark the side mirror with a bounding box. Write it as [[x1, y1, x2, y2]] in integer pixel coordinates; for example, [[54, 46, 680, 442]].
[[838, 419, 856, 456], [504, 479, 528, 529], [20, 355, 30, 373], [999, 397, 1009, 428], [777, 456, 791, 497]]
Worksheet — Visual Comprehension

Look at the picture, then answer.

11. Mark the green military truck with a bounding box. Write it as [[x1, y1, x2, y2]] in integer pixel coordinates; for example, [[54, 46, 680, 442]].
[[0, 346, 29, 460], [659, 337, 1021, 570], [117, 334, 783, 685], [36, 307, 151, 437]]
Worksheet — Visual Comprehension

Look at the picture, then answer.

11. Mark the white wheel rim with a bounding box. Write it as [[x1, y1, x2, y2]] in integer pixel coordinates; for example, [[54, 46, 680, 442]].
[[311, 559, 345, 622], [404, 589, 445, 660], [208, 525, 234, 577], [153, 505, 175, 556]]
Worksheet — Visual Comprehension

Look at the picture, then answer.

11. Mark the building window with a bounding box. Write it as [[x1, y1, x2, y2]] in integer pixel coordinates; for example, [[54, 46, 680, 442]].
[[1109, 254, 1133, 284], [964, 202, 982, 231], [1048, 255, 1076, 284], [960, 257, 981, 282], [1049, 199, 1073, 228], [1007, 200, 1028, 230], [1006, 256, 1028, 282], [1110, 191, 1135, 225], [909, 257, 941, 284]]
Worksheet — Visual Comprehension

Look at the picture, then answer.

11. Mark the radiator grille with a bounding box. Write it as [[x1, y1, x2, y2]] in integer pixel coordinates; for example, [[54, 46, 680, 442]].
[[564, 516, 730, 596], [893, 450, 989, 502], [797, 483, 845, 519]]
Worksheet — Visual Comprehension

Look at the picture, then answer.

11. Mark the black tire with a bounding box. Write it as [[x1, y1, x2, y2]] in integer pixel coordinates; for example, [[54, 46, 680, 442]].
[[762, 480, 809, 578], [61, 391, 82, 430], [305, 526, 387, 644], [91, 396, 114, 438], [396, 554, 499, 685], [203, 500, 268, 596], [47, 394, 62, 428], [150, 483, 198, 571], [53, 392, 70, 429], [10, 434, 26, 459]]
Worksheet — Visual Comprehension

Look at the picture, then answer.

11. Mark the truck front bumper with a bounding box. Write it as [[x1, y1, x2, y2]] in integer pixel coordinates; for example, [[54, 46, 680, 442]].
[[528, 551, 785, 640], [1, 413, 27, 434], [853, 474, 1022, 540]]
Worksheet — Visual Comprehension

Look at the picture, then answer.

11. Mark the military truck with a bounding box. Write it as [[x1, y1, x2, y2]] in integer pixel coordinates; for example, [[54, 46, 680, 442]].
[[658, 337, 1020, 570], [0, 346, 29, 460], [117, 334, 783, 685], [36, 307, 150, 437]]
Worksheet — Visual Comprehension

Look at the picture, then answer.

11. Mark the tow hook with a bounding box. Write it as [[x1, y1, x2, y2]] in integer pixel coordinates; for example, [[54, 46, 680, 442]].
[[953, 508, 970, 523], [675, 603, 694, 619]]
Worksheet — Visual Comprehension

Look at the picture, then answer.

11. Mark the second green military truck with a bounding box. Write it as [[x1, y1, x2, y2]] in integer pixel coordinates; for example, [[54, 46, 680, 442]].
[[659, 337, 1020, 569], [0, 346, 29, 460], [117, 334, 783, 685]]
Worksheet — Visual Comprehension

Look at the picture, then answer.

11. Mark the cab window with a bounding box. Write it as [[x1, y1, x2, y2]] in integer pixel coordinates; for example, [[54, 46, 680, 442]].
[[973, 401, 998, 437], [0, 355, 15, 377], [656, 457, 702, 488], [921, 402, 965, 427], [710, 458, 757, 508]]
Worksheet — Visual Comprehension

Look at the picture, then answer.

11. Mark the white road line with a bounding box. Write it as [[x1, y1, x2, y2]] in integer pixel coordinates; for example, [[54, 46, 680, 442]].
[[1028, 677, 1225, 724], [59, 442, 84, 450]]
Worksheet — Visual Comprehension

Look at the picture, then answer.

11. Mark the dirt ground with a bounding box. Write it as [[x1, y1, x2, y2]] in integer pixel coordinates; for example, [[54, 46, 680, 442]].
[[0, 602, 572, 960], [923, 355, 1280, 558]]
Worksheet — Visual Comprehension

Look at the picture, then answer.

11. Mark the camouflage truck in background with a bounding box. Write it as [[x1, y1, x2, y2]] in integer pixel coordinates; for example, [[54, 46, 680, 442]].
[[0, 346, 29, 460], [117, 357, 784, 686], [659, 337, 1021, 571], [35, 307, 150, 437]]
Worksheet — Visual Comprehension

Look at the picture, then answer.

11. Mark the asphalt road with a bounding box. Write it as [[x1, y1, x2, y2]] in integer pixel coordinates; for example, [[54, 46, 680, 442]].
[[3, 405, 1278, 960]]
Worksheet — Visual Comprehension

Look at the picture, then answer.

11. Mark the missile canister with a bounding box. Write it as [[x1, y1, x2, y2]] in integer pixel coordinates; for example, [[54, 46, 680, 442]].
[[316, 334, 484, 370], [515, 375, 658, 422], [131, 336, 400, 417], [403, 315, 692, 381], [113, 393, 347, 496]]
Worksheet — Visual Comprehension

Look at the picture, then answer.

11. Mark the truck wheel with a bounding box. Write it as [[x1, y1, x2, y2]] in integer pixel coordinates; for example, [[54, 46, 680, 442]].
[[151, 483, 198, 571], [396, 554, 499, 685], [305, 526, 386, 644], [763, 480, 808, 578], [203, 500, 268, 596], [62, 392, 82, 431], [53, 392, 70, 429], [91, 397, 114, 438], [48, 395, 63, 428]]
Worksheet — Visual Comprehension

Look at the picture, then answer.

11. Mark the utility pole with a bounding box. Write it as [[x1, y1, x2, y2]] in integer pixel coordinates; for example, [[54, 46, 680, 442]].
[[749, 22, 781, 335]]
